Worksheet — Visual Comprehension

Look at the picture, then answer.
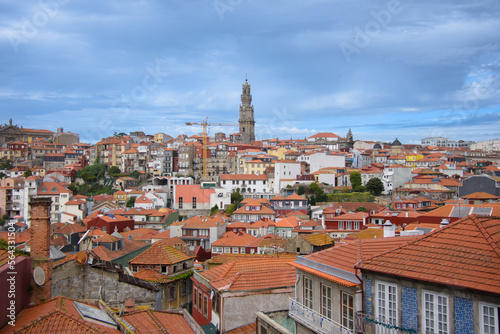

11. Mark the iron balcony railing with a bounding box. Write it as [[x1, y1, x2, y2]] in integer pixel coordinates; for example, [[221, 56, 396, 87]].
[[354, 312, 417, 334], [289, 298, 353, 334]]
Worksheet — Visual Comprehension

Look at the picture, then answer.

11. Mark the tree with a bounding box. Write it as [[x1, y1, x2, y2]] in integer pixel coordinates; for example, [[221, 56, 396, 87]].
[[126, 196, 136, 208], [225, 204, 236, 215], [109, 166, 121, 175], [23, 169, 32, 178], [0, 172, 7, 179], [297, 185, 305, 196], [231, 190, 243, 206], [0, 160, 13, 170], [350, 171, 366, 192], [210, 205, 219, 216], [355, 206, 369, 212], [366, 177, 384, 196], [130, 170, 141, 179]]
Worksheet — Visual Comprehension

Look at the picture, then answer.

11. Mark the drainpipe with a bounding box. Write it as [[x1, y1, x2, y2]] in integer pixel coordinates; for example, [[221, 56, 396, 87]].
[[354, 260, 364, 315]]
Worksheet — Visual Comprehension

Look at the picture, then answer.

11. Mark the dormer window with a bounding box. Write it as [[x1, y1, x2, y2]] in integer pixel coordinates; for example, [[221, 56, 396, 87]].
[[41, 187, 47, 192], [52, 187, 58, 192]]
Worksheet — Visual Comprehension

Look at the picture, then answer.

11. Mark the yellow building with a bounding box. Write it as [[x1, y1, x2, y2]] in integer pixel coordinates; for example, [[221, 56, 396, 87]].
[[242, 159, 273, 175], [267, 147, 289, 160], [405, 154, 424, 170]]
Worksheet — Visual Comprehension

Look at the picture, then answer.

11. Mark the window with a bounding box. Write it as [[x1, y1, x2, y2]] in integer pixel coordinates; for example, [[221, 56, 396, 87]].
[[203, 295, 209, 317], [178, 197, 183, 209], [341, 291, 354, 330], [181, 281, 187, 296], [376, 282, 398, 325], [422, 291, 449, 334], [346, 221, 352, 230], [232, 247, 239, 254], [480, 303, 499, 334], [338, 222, 344, 230], [169, 285, 175, 301], [212, 291, 221, 315], [354, 222, 360, 230], [321, 284, 332, 319], [192, 197, 197, 209], [161, 266, 167, 273], [224, 247, 230, 253], [304, 276, 313, 309], [193, 287, 198, 309]]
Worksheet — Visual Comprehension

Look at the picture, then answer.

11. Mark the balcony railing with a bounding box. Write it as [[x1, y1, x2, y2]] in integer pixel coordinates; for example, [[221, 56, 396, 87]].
[[354, 312, 417, 334], [289, 298, 352, 334]]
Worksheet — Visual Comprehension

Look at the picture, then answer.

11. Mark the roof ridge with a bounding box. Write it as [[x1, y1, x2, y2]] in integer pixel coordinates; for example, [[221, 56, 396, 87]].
[[474, 215, 500, 258]]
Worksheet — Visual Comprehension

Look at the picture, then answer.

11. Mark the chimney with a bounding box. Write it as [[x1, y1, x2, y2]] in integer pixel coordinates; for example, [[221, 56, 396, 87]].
[[29, 197, 52, 304], [440, 218, 449, 228], [383, 220, 395, 238]]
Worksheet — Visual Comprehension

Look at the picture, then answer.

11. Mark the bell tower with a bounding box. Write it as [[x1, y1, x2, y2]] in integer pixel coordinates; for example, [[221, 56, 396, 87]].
[[238, 79, 255, 143]]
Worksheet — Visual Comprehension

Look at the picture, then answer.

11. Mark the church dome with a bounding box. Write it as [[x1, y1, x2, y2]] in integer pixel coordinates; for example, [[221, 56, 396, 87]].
[[373, 142, 382, 149]]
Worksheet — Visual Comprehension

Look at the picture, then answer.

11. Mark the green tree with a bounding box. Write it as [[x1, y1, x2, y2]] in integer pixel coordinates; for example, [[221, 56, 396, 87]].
[[0, 172, 7, 179], [0, 213, 10, 226], [231, 189, 243, 207], [355, 206, 369, 212], [366, 177, 384, 196], [130, 170, 141, 179], [109, 166, 121, 175], [0, 160, 13, 170], [350, 171, 366, 192], [23, 169, 32, 178], [297, 185, 305, 196], [126, 196, 136, 208], [210, 205, 219, 216], [225, 204, 236, 215]]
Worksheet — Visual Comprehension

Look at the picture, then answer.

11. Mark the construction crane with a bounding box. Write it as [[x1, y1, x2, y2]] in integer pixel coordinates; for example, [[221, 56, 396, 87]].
[[185, 117, 238, 178]]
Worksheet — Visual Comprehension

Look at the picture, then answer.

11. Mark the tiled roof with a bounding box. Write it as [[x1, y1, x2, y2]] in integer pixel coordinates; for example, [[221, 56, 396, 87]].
[[206, 253, 295, 266], [304, 236, 420, 275], [233, 203, 275, 215], [225, 322, 256, 334], [461, 192, 500, 199], [212, 233, 257, 247], [357, 216, 500, 295], [122, 309, 195, 334], [199, 257, 297, 292], [0, 296, 120, 333], [301, 233, 334, 246], [134, 269, 172, 283], [54, 223, 87, 235], [129, 240, 194, 266]]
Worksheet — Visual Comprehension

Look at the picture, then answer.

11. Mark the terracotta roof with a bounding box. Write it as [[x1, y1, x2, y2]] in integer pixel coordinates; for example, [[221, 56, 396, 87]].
[[225, 322, 256, 334], [54, 223, 87, 235], [0, 296, 120, 333], [301, 233, 334, 246], [92, 234, 120, 244], [122, 309, 195, 334], [91, 245, 124, 261], [357, 215, 500, 295], [303, 236, 420, 277], [129, 240, 194, 266], [199, 257, 297, 292], [212, 233, 257, 247], [233, 203, 275, 215], [461, 192, 500, 200]]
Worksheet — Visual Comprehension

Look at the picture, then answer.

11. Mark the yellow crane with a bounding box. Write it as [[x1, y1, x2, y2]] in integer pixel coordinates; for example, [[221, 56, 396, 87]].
[[185, 117, 238, 178]]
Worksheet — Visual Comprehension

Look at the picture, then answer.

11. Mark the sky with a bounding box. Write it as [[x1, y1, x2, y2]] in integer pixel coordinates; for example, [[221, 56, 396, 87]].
[[1, 0, 499, 145]]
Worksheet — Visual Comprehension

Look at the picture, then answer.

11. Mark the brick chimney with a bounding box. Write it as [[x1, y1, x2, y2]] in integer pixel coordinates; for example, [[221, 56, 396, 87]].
[[29, 197, 52, 304]]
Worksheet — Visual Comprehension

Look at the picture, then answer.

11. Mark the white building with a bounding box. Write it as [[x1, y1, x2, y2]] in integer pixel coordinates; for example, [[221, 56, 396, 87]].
[[382, 165, 412, 194], [219, 174, 269, 194], [298, 151, 345, 173], [273, 160, 302, 193]]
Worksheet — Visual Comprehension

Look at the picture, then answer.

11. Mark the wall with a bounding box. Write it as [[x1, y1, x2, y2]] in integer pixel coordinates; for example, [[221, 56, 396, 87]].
[[222, 288, 294, 333], [363, 271, 500, 334], [52, 261, 157, 308]]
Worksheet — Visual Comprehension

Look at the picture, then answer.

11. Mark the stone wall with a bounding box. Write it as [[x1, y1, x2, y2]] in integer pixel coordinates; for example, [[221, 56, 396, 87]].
[[52, 261, 157, 308]]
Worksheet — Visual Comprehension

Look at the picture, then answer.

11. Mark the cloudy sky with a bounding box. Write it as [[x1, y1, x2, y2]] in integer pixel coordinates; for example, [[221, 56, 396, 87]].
[[1, 0, 499, 144]]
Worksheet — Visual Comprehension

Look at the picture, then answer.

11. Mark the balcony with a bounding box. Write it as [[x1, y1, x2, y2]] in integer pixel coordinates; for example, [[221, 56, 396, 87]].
[[289, 298, 351, 334], [354, 312, 417, 334]]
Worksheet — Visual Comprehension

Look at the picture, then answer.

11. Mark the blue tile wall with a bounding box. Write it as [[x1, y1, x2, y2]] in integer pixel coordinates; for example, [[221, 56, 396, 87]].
[[365, 278, 373, 317], [454, 297, 473, 334], [401, 286, 418, 330]]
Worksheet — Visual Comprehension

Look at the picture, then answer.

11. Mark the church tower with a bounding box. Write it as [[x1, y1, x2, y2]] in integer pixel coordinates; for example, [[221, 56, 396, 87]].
[[239, 79, 255, 143]]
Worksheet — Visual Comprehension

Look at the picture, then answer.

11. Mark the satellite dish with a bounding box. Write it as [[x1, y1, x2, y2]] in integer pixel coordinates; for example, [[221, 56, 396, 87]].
[[33, 267, 45, 286]]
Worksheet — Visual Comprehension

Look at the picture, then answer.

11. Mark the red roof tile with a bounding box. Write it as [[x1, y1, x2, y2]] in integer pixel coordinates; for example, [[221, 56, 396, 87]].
[[357, 215, 500, 295]]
